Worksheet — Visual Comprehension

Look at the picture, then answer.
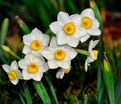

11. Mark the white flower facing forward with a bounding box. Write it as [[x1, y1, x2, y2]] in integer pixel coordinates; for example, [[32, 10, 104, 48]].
[[23, 28, 50, 57], [72, 8, 101, 43], [18, 54, 49, 81], [2, 61, 22, 85], [42, 37, 77, 69], [49, 12, 85, 47], [85, 40, 99, 72], [56, 66, 71, 79]]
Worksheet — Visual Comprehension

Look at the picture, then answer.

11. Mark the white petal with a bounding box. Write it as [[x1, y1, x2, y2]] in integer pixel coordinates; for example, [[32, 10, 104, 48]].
[[57, 60, 70, 69], [50, 37, 58, 48], [84, 59, 88, 72], [31, 71, 43, 81], [56, 69, 64, 79], [57, 12, 71, 25], [81, 8, 95, 20], [74, 27, 86, 38], [41, 48, 55, 60], [80, 34, 90, 43], [88, 51, 95, 62], [48, 60, 58, 69], [31, 28, 42, 40], [11, 61, 18, 70], [49, 21, 62, 34], [89, 40, 99, 51], [70, 14, 81, 25], [31, 49, 42, 57], [57, 31, 68, 45], [87, 28, 101, 36], [22, 69, 31, 80], [16, 70, 22, 79], [18, 59, 29, 69], [23, 35, 33, 46], [10, 78, 19, 85], [2, 64, 11, 73], [67, 37, 79, 47], [91, 18, 100, 29], [23, 45, 32, 54], [66, 47, 77, 60], [41, 34, 50, 46], [43, 63, 49, 72]]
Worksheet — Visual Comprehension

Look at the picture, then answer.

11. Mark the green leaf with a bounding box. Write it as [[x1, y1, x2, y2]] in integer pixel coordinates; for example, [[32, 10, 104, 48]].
[[33, 81, 51, 104], [0, 18, 9, 46], [115, 53, 121, 104], [23, 84, 32, 104], [89, 1, 105, 104], [45, 74, 58, 104], [19, 92, 26, 104], [2, 45, 21, 60], [15, 16, 31, 34], [103, 58, 115, 104]]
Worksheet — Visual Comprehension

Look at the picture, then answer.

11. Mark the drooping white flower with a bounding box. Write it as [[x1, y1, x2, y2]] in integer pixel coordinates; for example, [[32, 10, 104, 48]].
[[49, 12, 85, 47], [72, 8, 101, 43], [56, 66, 71, 79], [85, 40, 99, 72], [23, 28, 50, 57], [18, 54, 49, 81], [2, 61, 22, 85], [41, 37, 77, 69]]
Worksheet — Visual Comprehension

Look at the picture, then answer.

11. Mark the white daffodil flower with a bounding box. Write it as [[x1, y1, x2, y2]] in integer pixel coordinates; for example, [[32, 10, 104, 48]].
[[72, 8, 101, 43], [18, 54, 49, 81], [56, 66, 71, 79], [2, 61, 22, 85], [41, 37, 77, 69], [85, 40, 99, 72], [23, 28, 50, 57], [49, 12, 85, 47]]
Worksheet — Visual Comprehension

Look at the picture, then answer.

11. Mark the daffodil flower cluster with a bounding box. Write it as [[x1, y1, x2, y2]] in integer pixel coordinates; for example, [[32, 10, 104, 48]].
[[2, 8, 100, 85]]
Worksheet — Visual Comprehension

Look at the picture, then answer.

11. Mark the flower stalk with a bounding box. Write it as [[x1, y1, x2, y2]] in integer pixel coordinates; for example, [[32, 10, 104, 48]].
[[2, 45, 21, 60], [75, 49, 90, 56]]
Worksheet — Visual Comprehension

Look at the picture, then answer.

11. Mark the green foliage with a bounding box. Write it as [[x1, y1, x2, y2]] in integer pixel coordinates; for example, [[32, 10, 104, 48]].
[[33, 81, 51, 104], [103, 58, 115, 104]]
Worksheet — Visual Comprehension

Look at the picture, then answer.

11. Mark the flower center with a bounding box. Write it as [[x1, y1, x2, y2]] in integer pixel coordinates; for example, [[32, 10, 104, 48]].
[[31, 40, 41, 50], [93, 50, 98, 60], [8, 70, 17, 80], [28, 63, 38, 73], [64, 66, 71, 74], [64, 22, 76, 35], [55, 49, 66, 60], [82, 17, 92, 29]]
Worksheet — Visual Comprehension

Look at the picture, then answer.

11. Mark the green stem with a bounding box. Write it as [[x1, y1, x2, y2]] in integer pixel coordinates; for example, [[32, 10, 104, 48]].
[[2, 45, 21, 60], [75, 49, 90, 56]]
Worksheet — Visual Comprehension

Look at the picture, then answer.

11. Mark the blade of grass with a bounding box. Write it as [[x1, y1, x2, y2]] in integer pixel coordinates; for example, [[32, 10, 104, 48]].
[[15, 16, 31, 34], [45, 73, 58, 104], [0, 18, 9, 46], [103, 54, 115, 104], [2, 45, 21, 60], [19, 92, 26, 104], [89, 0, 105, 104], [23, 84, 32, 104], [115, 51, 121, 104], [33, 81, 51, 104]]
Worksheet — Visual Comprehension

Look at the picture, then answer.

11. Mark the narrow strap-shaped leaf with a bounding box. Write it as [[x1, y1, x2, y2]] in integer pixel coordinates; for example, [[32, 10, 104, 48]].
[[23, 84, 32, 104], [0, 18, 9, 46], [89, 1, 105, 104], [15, 16, 31, 34], [45, 74, 58, 104], [103, 56, 115, 104], [115, 52, 121, 104], [33, 81, 51, 104], [19, 92, 26, 104]]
